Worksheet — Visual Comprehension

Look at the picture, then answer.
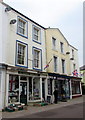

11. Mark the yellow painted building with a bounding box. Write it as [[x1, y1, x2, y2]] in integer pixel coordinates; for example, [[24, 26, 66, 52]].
[[45, 28, 70, 75]]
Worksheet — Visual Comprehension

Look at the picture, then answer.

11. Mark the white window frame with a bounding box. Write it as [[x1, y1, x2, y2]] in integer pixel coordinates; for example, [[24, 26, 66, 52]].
[[53, 56, 57, 72], [61, 59, 65, 73], [17, 16, 28, 38], [33, 47, 42, 70], [52, 37, 57, 50], [72, 49, 74, 59], [60, 42, 64, 53], [16, 40, 28, 68], [32, 25, 41, 44]]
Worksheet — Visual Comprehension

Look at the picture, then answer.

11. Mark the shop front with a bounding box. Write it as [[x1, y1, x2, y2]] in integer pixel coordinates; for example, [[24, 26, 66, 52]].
[[6, 67, 48, 107], [48, 73, 70, 102], [70, 77, 82, 98]]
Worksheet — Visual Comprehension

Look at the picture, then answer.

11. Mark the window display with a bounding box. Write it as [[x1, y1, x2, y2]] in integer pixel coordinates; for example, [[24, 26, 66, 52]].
[[48, 79, 52, 95], [29, 77, 40, 100], [8, 75, 19, 103], [33, 78, 40, 100], [72, 80, 80, 94]]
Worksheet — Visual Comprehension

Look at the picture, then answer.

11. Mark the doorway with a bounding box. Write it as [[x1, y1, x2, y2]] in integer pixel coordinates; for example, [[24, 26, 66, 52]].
[[20, 81, 27, 104]]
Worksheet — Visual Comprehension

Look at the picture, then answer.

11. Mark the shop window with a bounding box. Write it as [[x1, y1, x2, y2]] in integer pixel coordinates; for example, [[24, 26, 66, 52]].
[[8, 75, 19, 103], [48, 79, 52, 95], [29, 77, 40, 100], [72, 81, 80, 94], [33, 78, 40, 100], [29, 77, 32, 100]]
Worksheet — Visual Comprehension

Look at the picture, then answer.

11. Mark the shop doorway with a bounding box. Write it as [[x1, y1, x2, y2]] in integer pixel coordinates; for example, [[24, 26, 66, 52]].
[[20, 81, 27, 105]]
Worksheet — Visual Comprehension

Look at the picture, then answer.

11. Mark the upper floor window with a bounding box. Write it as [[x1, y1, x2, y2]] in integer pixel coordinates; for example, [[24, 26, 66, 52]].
[[60, 42, 64, 53], [52, 37, 56, 50], [17, 16, 28, 38], [33, 25, 41, 44], [54, 56, 57, 72], [33, 47, 42, 70], [16, 40, 28, 67], [72, 49, 74, 59], [61, 59, 65, 73], [73, 63, 76, 70]]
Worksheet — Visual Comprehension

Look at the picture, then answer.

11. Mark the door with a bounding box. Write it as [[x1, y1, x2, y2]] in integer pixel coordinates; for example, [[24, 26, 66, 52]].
[[20, 81, 27, 104]]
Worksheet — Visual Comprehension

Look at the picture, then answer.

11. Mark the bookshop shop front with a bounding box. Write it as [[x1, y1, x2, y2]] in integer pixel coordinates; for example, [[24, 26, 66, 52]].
[[6, 70, 47, 106]]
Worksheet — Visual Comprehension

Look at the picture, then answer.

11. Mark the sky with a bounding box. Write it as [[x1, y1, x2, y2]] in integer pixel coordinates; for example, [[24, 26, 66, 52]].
[[3, 0, 83, 67]]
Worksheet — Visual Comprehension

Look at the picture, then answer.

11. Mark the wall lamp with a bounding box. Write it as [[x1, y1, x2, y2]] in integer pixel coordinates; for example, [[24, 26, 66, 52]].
[[70, 58, 74, 60], [5, 6, 11, 12], [10, 19, 17, 24], [66, 52, 70, 55]]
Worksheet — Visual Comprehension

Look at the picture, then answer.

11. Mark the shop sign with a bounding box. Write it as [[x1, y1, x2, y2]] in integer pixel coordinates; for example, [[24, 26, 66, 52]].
[[57, 77, 65, 80]]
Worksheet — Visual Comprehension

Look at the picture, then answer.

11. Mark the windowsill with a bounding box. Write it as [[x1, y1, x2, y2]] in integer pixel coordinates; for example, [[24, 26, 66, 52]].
[[17, 32, 28, 39], [16, 64, 28, 68], [33, 67, 42, 71], [60, 52, 65, 55], [33, 39, 41, 44], [52, 49, 58, 52]]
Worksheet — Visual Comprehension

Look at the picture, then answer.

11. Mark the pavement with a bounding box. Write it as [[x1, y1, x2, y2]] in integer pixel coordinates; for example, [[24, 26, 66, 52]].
[[1, 96, 84, 119]]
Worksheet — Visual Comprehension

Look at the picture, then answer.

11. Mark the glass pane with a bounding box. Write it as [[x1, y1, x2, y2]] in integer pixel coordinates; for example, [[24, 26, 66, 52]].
[[8, 75, 19, 103]]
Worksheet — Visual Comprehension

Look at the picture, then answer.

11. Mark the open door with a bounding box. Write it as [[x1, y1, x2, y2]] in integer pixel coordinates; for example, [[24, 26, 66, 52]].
[[20, 81, 27, 105]]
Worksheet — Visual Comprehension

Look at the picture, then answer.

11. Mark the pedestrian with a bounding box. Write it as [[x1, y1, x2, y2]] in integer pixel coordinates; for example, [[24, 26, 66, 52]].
[[53, 88, 58, 104]]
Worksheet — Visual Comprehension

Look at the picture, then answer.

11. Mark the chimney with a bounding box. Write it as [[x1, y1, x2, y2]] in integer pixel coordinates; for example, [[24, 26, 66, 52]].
[[0, 0, 3, 3]]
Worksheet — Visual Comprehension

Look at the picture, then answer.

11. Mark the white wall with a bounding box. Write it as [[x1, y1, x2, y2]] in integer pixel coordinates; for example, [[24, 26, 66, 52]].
[[0, 3, 46, 72]]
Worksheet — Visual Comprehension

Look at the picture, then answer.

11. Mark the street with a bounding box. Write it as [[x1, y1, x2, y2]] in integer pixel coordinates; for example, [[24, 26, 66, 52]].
[[2, 96, 84, 119], [22, 103, 83, 118]]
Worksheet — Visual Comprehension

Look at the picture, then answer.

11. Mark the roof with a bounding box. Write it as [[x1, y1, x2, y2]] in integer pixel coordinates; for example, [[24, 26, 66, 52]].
[[2, 2, 45, 29], [2, 2, 78, 51], [46, 28, 78, 50]]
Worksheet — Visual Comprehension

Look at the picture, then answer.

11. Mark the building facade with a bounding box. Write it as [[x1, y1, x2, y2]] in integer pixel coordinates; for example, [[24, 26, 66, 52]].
[[45, 28, 82, 100], [0, 2, 48, 110], [0, 2, 82, 110]]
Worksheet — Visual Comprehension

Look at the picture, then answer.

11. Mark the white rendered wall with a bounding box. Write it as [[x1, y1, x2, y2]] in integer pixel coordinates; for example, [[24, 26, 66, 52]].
[[0, 3, 46, 72]]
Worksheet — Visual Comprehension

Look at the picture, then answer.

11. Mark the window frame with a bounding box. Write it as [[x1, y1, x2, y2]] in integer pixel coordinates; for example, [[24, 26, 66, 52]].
[[32, 25, 41, 44], [60, 42, 64, 53], [16, 40, 28, 68], [52, 37, 57, 50], [61, 59, 65, 73], [72, 49, 74, 59], [53, 56, 57, 72], [17, 16, 28, 38], [32, 47, 42, 71]]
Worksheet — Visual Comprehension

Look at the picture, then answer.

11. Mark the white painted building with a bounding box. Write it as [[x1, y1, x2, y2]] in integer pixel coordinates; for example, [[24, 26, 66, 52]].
[[0, 2, 82, 110], [0, 2, 47, 110]]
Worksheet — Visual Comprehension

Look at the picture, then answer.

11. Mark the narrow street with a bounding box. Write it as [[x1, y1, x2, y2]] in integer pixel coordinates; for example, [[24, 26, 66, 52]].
[[2, 96, 84, 119], [22, 103, 83, 118]]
